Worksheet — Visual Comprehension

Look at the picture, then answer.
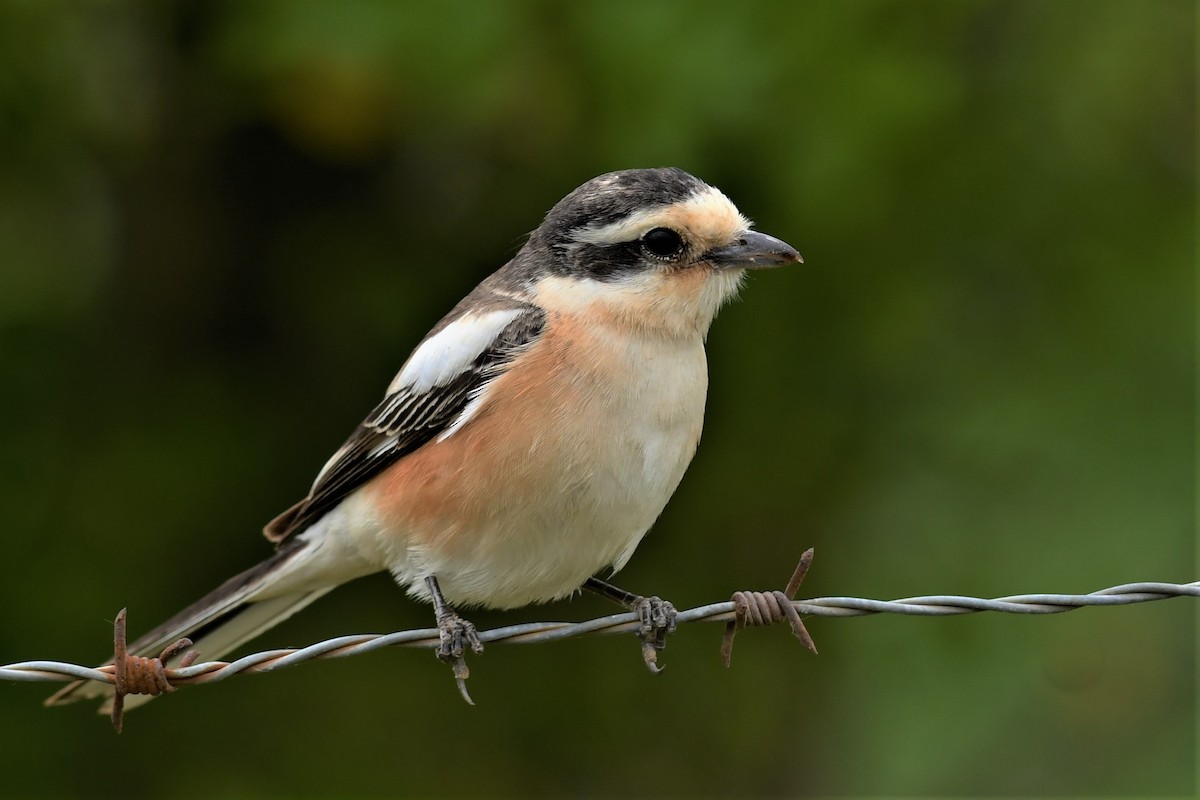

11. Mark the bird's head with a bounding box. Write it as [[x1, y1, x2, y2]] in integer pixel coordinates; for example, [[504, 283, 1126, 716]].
[[507, 168, 802, 338]]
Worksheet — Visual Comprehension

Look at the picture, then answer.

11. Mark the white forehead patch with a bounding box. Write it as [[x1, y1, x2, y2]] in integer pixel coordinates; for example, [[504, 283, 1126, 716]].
[[570, 184, 751, 250]]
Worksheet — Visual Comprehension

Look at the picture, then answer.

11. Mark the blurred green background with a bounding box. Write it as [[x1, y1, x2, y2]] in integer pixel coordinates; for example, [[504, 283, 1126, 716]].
[[0, 0, 1193, 797]]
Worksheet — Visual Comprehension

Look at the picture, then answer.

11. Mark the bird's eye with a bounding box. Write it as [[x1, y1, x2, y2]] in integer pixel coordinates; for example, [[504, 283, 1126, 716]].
[[641, 227, 685, 259]]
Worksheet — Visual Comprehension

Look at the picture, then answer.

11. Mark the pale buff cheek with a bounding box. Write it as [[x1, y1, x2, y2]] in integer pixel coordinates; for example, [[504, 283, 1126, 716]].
[[534, 268, 740, 339], [617, 268, 742, 336]]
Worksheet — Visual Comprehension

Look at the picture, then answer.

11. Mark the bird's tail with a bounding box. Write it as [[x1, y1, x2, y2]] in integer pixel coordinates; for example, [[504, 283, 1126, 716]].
[[46, 537, 334, 712]]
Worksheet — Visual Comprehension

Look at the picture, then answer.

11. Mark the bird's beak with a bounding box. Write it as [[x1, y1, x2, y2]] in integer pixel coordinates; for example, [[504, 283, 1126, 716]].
[[705, 230, 803, 270]]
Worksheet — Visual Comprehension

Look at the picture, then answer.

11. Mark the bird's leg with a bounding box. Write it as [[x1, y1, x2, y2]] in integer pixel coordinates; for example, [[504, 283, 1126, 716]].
[[425, 575, 483, 705], [584, 576, 677, 673]]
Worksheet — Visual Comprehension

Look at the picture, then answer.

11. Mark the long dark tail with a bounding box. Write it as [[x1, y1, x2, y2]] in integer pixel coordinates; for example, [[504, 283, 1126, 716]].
[[46, 537, 332, 712]]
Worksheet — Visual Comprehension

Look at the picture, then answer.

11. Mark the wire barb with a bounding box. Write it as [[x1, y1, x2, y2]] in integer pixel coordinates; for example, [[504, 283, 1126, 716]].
[[109, 609, 198, 733], [721, 548, 819, 667]]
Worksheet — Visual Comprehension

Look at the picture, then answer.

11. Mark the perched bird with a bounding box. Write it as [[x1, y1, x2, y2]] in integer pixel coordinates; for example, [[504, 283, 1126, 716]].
[[48, 167, 801, 710]]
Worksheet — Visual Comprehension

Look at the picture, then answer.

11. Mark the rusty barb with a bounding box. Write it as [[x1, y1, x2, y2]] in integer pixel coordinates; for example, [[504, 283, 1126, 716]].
[[110, 609, 199, 733], [721, 548, 819, 666]]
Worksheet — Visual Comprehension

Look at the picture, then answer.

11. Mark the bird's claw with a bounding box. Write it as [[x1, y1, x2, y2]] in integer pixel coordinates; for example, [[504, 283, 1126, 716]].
[[435, 610, 483, 705], [633, 596, 677, 674]]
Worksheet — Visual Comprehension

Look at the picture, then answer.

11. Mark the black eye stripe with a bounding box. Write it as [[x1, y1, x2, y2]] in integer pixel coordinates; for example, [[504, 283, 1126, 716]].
[[641, 227, 685, 258]]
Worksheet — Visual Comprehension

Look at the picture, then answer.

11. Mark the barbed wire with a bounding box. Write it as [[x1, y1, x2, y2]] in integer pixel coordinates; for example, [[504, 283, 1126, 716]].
[[7, 583, 1196, 686], [5, 549, 1198, 732]]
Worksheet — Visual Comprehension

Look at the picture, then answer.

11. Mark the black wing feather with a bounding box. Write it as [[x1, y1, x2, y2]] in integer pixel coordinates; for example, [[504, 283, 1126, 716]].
[[265, 305, 546, 543]]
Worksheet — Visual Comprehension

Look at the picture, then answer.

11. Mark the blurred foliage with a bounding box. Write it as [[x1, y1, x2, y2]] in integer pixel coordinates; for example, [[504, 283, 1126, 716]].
[[0, 0, 1193, 797]]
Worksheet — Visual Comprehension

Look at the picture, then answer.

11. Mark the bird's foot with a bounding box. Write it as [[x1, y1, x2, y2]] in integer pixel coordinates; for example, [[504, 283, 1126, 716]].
[[632, 595, 677, 674], [434, 607, 484, 705], [425, 575, 484, 705], [583, 576, 678, 673]]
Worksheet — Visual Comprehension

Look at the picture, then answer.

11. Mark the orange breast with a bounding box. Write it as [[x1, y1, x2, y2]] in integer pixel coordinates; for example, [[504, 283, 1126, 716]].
[[357, 308, 708, 607], [363, 314, 610, 553]]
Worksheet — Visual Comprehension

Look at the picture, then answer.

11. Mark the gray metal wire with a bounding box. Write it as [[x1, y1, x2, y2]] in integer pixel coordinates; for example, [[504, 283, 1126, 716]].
[[4, 579, 1197, 691]]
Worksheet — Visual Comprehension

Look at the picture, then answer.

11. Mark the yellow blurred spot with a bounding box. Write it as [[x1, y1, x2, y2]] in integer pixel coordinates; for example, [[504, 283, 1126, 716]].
[[270, 58, 396, 161]]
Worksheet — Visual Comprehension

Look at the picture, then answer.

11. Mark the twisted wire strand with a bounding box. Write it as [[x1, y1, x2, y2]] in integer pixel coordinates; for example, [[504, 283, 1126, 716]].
[[4, 580, 1196, 690]]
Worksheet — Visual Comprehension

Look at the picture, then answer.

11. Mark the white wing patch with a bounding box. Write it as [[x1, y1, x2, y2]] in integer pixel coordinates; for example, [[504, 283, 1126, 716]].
[[307, 308, 525, 490], [273, 303, 543, 540], [389, 308, 524, 394]]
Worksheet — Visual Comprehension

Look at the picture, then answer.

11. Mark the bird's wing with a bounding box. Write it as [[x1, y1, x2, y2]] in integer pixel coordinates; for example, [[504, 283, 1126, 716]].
[[265, 298, 546, 543]]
